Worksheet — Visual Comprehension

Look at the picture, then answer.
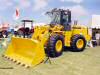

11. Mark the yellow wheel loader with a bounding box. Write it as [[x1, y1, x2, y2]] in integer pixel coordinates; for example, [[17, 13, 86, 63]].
[[3, 8, 91, 67]]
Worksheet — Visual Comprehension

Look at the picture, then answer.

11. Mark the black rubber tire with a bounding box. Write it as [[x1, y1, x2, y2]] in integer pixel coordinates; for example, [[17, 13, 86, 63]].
[[71, 35, 86, 52], [46, 34, 64, 58]]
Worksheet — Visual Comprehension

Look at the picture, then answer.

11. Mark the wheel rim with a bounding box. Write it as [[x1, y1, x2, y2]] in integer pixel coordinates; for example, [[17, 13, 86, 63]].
[[55, 40, 63, 52], [76, 39, 84, 49]]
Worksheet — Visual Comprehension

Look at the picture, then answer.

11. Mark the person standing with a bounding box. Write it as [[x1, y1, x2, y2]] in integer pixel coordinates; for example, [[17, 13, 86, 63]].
[[95, 32, 100, 46]]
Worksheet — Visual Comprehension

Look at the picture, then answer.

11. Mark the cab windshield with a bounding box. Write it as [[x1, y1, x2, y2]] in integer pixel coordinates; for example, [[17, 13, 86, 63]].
[[46, 11, 61, 25], [50, 14, 60, 24]]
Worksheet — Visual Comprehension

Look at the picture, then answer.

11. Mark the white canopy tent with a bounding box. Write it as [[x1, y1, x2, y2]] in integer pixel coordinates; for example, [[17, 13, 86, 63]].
[[91, 15, 100, 29], [91, 15, 100, 46]]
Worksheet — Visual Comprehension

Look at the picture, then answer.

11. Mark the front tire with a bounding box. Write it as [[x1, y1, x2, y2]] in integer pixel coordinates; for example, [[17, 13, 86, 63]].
[[46, 34, 64, 57]]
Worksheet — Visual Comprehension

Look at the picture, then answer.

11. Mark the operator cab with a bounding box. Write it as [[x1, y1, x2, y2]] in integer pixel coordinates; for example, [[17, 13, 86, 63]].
[[46, 8, 71, 31]]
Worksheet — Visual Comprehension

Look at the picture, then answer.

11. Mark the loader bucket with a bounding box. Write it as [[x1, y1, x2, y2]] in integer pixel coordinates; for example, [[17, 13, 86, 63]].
[[4, 37, 46, 67]]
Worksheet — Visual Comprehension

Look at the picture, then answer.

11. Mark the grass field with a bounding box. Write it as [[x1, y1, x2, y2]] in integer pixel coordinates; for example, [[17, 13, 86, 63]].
[[0, 46, 100, 75]]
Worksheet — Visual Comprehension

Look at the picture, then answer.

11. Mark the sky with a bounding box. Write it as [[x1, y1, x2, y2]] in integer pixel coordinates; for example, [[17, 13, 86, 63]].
[[0, 0, 100, 27]]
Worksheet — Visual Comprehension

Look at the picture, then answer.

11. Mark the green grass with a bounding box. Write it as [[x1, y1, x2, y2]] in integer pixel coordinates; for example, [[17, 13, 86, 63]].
[[0, 47, 100, 75]]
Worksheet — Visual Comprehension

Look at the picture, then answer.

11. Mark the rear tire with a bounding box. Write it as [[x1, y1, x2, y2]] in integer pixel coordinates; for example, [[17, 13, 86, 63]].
[[71, 35, 86, 52], [46, 34, 64, 58]]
